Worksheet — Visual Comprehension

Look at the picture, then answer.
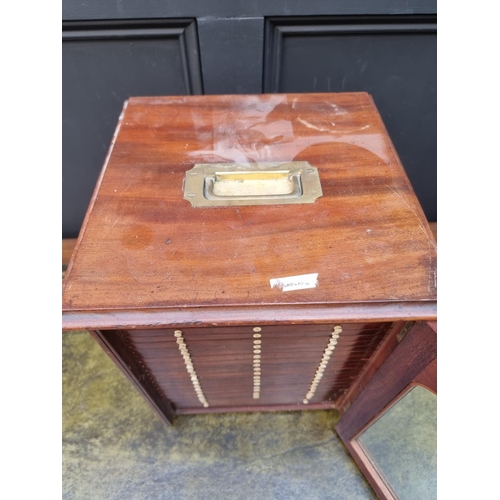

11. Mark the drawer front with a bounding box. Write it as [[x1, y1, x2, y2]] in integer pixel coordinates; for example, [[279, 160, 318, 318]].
[[119, 322, 393, 410]]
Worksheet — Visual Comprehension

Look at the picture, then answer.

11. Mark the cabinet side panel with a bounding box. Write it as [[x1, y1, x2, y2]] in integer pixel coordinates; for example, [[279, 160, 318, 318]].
[[90, 330, 175, 424]]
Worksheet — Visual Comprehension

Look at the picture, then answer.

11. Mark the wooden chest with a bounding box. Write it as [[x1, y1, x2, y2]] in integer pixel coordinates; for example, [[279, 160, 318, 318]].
[[62, 93, 437, 424]]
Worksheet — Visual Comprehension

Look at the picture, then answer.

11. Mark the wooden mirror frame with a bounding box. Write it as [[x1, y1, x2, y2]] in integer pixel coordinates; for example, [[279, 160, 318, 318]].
[[335, 321, 437, 499]]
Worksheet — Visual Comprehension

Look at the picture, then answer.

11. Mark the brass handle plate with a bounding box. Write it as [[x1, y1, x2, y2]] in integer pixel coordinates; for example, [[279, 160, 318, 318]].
[[183, 162, 323, 207]]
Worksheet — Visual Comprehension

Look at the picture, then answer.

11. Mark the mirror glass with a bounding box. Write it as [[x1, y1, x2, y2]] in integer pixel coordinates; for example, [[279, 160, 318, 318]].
[[357, 385, 437, 499]]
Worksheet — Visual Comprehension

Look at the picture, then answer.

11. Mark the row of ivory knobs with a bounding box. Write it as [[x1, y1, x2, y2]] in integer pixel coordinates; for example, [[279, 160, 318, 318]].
[[303, 325, 342, 404], [174, 330, 209, 408], [252, 327, 262, 398], [173, 325, 342, 406]]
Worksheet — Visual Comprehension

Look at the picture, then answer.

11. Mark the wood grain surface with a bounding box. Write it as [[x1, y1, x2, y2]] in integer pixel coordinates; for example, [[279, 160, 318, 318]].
[[62, 221, 436, 267], [61, 225, 436, 267], [62, 93, 436, 329]]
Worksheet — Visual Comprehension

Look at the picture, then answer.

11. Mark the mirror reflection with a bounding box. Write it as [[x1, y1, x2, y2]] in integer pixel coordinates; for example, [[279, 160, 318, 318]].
[[358, 385, 437, 499]]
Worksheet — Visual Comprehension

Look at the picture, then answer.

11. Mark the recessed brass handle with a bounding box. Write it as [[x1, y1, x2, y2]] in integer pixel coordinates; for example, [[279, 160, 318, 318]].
[[183, 162, 322, 207], [205, 170, 302, 200]]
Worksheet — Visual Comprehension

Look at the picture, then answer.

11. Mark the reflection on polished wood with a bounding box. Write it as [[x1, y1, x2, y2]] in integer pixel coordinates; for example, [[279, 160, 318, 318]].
[[62, 93, 436, 329]]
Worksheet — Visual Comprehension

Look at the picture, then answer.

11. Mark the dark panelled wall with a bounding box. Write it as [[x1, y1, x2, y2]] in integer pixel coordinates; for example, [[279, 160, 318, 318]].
[[62, 1, 437, 238]]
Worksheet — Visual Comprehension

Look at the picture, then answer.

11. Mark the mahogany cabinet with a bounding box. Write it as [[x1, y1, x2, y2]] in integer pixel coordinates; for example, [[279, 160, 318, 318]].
[[62, 93, 436, 427]]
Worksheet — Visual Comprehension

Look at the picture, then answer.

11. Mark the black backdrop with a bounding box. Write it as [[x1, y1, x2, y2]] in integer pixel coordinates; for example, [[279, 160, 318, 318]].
[[63, 1, 436, 238]]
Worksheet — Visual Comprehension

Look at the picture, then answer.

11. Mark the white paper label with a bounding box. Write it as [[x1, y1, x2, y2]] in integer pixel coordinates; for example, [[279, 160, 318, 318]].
[[270, 273, 318, 292]]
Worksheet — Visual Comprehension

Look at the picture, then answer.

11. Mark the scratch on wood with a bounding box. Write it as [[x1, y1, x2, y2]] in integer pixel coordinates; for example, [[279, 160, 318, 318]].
[[121, 182, 132, 195], [328, 102, 347, 114], [297, 117, 331, 133]]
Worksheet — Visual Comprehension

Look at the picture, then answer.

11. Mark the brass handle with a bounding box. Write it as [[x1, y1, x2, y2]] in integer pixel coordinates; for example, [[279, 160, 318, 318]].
[[183, 162, 322, 207], [204, 170, 302, 200]]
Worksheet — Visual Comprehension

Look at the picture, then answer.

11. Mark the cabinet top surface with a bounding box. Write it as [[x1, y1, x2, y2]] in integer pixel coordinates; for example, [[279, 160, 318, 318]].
[[62, 93, 436, 328]]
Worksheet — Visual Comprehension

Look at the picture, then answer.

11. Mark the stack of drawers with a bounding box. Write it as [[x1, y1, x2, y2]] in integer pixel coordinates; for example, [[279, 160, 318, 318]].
[[91, 322, 394, 416]]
